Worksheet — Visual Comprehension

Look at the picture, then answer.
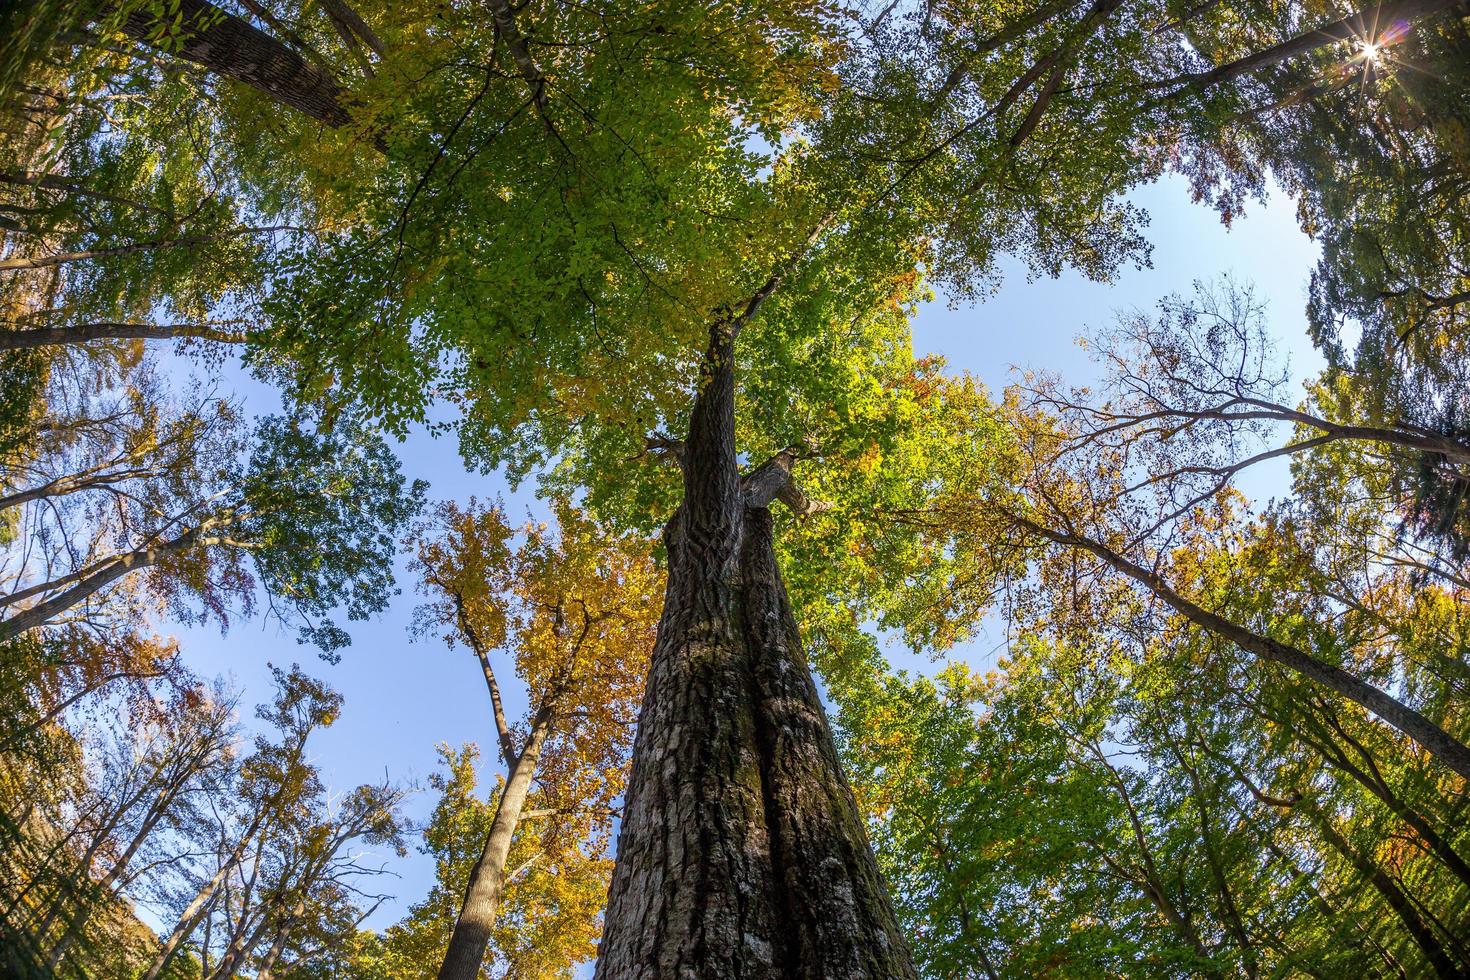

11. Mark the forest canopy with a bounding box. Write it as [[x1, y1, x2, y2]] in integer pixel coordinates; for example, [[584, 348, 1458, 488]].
[[2, 0, 1468, 976]]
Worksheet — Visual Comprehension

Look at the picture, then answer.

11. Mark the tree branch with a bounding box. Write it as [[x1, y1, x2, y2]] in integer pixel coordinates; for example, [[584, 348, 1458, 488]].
[[1012, 511, 1470, 780], [0, 321, 250, 350]]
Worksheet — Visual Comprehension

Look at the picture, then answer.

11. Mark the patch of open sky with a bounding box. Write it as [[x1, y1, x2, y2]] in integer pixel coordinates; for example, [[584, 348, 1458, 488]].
[[891, 171, 1323, 681], [144, 168, 1322, 930]]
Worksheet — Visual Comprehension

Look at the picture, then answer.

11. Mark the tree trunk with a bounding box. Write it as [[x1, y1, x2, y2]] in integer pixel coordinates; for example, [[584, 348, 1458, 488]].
[[141, 815, 264, 980], [1165, 0, 1467, 91], [1172, 742, 1259, 978], [119, 0, 351, 127], [0, 320, 247, 351], [1311, 809, 1464, 979], [596, 325, 915, 977], [204, 837, 269, 980], [0, 225, 298, 273], [1297, 705, 1470, 893], [436, 713, 553, 979], [0, 524, 200, 642], [209, 900, 275, 980], [252, 897, 304, 980], [45, 736, 214, 969], [141, 858, 233, 980]]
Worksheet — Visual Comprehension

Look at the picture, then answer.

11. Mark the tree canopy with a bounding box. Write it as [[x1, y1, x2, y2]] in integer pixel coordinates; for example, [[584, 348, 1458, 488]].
[[2, 0, 1469, 975]]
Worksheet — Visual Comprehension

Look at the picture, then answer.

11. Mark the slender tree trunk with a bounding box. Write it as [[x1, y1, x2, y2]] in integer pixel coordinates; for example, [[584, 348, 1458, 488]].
[[141, 815, 264, 980], [1165, 0, 1467, 91], [0, 524, 200, 642], [1172, 742, 1259, 977], [0, 465, 163, 514], [0, 170, 175, 215], [0, 225, 299, 273], [252, 898, 303, 980], [596, 324, 914, 977], [32, 793, 135, 940], [205, 838, 268, 980], [1091, 745, 1218, 970], [436, 713, 553, 980], [209, 900, 275, 980], [254, 931, 288, 980], [141, 859, 233, 980], [46, 740, 212, 969], [0, 668, 163, 753], [1297, 706, 1470, 893], [118, 0, 351, 127], [1311, 809, 1464, 979]]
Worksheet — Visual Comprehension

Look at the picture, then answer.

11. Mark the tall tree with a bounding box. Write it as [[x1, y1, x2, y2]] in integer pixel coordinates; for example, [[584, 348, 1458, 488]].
[[407, 499, 656, 978], [7, 0, 1470, 973]]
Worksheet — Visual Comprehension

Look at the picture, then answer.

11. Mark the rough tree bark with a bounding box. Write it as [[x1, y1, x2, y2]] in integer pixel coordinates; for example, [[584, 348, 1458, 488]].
[[595, 323, 915, 977], [118, 0, 351, 127]]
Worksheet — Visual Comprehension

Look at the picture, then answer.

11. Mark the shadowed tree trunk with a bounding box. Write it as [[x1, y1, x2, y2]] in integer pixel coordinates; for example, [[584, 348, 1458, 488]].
[[1309, 808, 1464, 979], [118, 0, 351, 127], [595, 323, 915, 977]]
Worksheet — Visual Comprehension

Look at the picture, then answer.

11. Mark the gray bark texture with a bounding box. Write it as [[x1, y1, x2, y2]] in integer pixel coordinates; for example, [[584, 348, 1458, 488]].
[[595, 325, 915, 978], [120, 0, 351, 127]]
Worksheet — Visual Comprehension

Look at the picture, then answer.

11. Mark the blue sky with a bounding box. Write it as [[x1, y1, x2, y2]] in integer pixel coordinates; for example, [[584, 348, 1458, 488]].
[[157, 170, 1322, 932]]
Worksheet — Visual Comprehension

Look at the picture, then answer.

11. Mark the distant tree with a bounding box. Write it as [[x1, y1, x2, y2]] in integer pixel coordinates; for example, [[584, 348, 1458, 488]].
[[406, 499, 656, 979], [143, 665, 407, 980], [1, 397, 426, 654], [0, 669, 236, 975]]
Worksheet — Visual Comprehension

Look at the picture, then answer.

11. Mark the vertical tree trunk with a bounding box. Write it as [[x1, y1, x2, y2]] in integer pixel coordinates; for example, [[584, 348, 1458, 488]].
[[1170, 741, 1259, 978], [596, 325, 914, 977], [118, 0, 351, 127], [209, 904, 274, 980], [436, 714, 553, 980], [207, 843, 269, 980]]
